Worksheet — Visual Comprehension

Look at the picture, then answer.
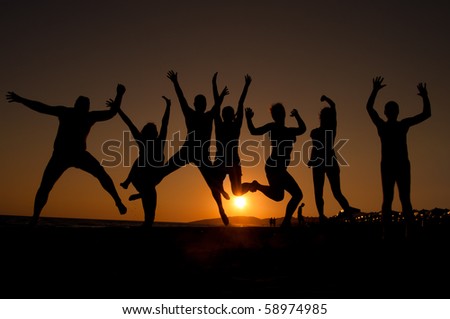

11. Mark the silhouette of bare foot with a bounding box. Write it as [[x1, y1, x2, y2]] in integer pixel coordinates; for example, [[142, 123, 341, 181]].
[[249, 180, 259, 192], [221, 188, 230, 200], [117, 202, 127, 215], [129, 193, 142, 201], [219, 209, 229, 226], [120, 181, 129, 189]]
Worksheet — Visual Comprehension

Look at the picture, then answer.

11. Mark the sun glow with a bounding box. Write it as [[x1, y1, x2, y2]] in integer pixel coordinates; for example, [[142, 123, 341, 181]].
[[234, 197, 247, 209]]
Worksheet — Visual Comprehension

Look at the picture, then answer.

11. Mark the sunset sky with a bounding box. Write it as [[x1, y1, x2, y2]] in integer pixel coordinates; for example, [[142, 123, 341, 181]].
[[1, 1, 449, 223]]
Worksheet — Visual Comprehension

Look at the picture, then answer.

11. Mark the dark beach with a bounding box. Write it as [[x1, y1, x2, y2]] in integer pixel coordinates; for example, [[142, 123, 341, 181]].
[[1, 215, 450, 299]]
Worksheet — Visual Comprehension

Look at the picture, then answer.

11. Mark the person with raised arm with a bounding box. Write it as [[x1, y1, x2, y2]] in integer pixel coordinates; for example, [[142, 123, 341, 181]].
[[245, 103, 306, 227], [366, 76, 431, 238], [308, 95, 360, 223], [6, 84, 127, 225], [109, 95, 171, 227], [161, 70, 230, 225], [213, 73, 253, 197]]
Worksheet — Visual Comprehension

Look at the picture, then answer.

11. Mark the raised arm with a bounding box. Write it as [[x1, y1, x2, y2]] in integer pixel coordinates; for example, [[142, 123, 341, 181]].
[[366, 76, 385, 127], [212, 72, 220, 104], [167, 70, 192, 118], [91, 84, 126, 122], [210, 85, 229, 118], [212, 72, 223, 127], [245, 107, 272, 135], [320, 94, 337, 129], [321, 95, 335, 110], [6, 91, 65, 116], [158, 96, 171, 141], [236, 74, 252, 128], [403, 82, 432, 127], [289, 109, 307, 135]]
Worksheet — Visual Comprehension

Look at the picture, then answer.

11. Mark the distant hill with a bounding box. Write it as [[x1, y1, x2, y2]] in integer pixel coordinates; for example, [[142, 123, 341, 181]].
[[189, 216, 269, 227], [188, 215, 321, 227]]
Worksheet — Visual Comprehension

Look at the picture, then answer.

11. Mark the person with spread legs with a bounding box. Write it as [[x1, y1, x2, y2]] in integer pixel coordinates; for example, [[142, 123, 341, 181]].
[[159, 70, 230, 225], [213, 73, 254, 198], [109, 94, 171, 227], [6, 84, 127, 225], [245, 103, 307, 228]]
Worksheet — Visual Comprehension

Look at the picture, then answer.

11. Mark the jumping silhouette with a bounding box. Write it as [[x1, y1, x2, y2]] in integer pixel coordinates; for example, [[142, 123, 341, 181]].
[[159, 70, 230, 225], [213, 73, 253, 197], [6, 84, 127, 225], [109, 95, 171, 227], [245, 103, 307, 227], [308, 95, 360, 222], [366, 76, 431, 237]]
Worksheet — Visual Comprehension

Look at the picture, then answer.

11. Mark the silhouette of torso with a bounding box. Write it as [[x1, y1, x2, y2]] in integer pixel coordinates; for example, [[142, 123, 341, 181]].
[[184, 110, 214, 164], [309, 109, 337, 166], [266, 123, 297, 168], [376, 120, 410, 165], [215, 120, 241, 166], [53, 109, 95, 153]]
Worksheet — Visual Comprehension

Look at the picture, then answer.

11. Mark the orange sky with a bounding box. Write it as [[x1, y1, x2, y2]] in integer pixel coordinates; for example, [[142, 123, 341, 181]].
[[1, 1, 449, 223]]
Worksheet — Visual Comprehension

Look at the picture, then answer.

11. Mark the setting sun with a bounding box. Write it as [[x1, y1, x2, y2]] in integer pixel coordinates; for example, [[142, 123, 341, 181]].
[[234, 197, 247, 209]]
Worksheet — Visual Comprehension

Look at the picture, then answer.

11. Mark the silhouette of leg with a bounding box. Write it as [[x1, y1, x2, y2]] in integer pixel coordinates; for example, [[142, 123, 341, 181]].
[[381, 163, 396, 238], [252, 180, 284, 201], [282, 172, 303, 227], [312, 166, 326, 218], [297, 203, 305, 224], [229, 165, 243, 196], [33, 154, 69, 225], [140, 188, 157, 227], [154, 145, 192, 187], [327, 165, 360, 216], [199, 166, 229, 225], [398, 161, 413, 237], [121, 160, 138, 189], [76, 152, 126, 215]]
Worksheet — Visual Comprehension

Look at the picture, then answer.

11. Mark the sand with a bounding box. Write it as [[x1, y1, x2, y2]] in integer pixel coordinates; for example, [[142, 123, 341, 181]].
[[1, 216, 450, 299]]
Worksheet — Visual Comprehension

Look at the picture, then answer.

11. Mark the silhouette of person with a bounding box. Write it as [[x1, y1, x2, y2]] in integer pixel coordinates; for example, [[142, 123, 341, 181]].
[[308, 95, 360, 222], [366, 76, 431, 236], [245, 103, 307, 227], [213, 73, 253, 197], [109, 95, 171, 227], [159, 70, 230, 225], [6, 84, 127, 225]]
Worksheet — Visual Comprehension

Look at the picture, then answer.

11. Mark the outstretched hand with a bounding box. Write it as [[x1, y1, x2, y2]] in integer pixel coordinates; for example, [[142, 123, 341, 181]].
[[116, 84, 126, 95], [320, 95, 328, 102], [245, 107, 254, 119], [244, 74, 252, 86], [167, 70, 178, 82], [417, 83, 428, 97], [6, 91, 21, 103], [372, 76, 386, 91], [221, 86, 230, 97], [290, 109, 299, 117], [105, 98, 115, 108], [162, 95, 171, 106]]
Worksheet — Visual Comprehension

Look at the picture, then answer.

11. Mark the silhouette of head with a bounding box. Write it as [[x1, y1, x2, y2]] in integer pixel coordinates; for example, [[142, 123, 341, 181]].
[[319, 107, 334, 128], [222, 106, 235, 122], [270, 103, 286, 123], [74, 96, 90, 112], [384, 101, 399, 121], [141, 123, 158, 140], [194, 94, 207, 113]]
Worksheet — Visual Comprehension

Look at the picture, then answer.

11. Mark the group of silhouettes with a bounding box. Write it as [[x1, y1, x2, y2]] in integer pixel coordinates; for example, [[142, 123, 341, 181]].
[[6, 73, 431, 236]]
